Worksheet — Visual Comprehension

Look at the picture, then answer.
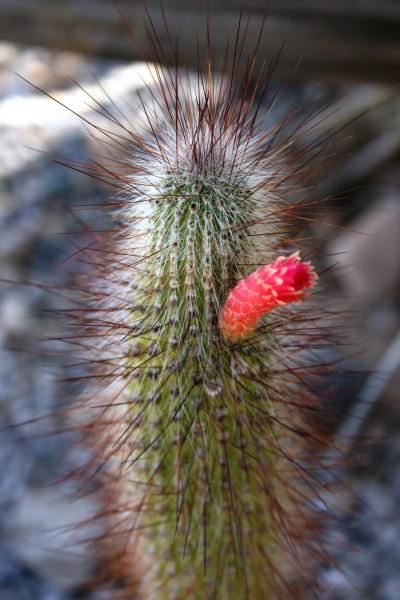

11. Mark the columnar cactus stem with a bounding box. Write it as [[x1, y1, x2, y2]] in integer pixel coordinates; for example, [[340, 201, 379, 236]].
[[71, 18, 331, 600]]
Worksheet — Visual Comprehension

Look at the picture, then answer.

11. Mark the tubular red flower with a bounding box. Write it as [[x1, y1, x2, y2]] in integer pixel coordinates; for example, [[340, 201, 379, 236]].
[[220, 252, 318, 341]]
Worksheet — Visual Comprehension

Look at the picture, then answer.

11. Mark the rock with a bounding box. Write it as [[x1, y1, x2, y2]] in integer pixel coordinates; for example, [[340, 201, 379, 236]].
[[328, 194, 400, 302], [0, 291, 33, 340], [381, 577, 400, 600], [4, 488, 101, 592], [320, 568, 354, 599]]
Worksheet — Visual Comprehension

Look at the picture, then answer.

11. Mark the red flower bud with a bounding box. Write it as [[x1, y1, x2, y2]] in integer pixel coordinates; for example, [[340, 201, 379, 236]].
[[220, 253, 318, 341]]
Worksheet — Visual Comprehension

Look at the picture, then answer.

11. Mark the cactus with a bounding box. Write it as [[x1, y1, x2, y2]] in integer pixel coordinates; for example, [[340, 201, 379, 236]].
[[68, 15, 333, 600]]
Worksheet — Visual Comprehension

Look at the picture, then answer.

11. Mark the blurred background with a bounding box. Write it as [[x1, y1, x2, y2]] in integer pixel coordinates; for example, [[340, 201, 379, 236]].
[[0, 2, 399, 599]]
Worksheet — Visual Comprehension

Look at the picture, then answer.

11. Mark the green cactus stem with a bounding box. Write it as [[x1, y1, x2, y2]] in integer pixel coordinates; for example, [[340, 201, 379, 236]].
[[72, 22, 329, 600]]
